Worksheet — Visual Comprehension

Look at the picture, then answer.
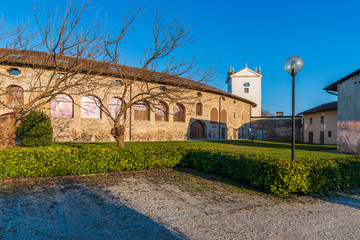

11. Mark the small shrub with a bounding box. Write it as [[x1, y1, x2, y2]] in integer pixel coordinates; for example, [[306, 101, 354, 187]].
[[18, 111, 53, 147]]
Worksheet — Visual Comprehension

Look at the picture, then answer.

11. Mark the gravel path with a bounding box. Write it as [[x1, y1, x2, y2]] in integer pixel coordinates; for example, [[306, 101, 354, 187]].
[[0, 169, 359, 239]]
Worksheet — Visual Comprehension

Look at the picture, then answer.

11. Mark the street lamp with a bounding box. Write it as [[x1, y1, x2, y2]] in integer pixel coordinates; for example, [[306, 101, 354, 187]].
[[284, 56, 303, 161]]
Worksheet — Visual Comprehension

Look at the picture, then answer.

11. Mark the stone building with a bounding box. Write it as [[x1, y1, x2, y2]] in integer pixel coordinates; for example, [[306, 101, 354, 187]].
[[299, 101, 337, 145], [248, 116, 302, 142], [324, 69, 360, 153], [226, 64, 262, 116], [0, 49, 256, 143]]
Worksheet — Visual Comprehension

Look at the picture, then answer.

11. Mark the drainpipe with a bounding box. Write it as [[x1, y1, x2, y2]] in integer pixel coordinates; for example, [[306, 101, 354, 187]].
[[249, 105, 252, 139], [218, 97, 221, 139], [129, 83, 132, 141]]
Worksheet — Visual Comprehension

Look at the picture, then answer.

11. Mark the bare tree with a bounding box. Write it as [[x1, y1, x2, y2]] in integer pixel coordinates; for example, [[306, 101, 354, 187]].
[[0, 3, 215, 149], [94, 9, 215, 147], [0, 1, 105, 149], [261, 109, 274, 117]]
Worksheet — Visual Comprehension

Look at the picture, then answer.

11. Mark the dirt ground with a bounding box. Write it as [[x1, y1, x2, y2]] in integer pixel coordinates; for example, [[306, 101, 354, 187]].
[[0, 169, 359, 239]]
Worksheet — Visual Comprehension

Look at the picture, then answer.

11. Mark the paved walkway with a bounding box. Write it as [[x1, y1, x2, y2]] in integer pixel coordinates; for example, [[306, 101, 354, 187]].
[[1, 169, 360, 239]]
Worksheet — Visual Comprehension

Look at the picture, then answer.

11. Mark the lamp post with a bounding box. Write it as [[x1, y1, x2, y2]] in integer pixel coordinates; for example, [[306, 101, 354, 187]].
[[284, 56, 303, 161]]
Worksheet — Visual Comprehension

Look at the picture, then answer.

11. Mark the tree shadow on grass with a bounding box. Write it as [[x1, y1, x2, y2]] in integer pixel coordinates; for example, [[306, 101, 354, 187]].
[[0, 177, 187, 240], [205, 140, 337, 152]]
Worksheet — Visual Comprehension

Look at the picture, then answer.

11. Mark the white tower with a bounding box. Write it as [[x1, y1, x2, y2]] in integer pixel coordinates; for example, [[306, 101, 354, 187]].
[[226, 63, 262, 116]]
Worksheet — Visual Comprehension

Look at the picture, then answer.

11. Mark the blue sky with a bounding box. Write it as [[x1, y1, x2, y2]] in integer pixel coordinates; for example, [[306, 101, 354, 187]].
[[4, 0, 360, 115]]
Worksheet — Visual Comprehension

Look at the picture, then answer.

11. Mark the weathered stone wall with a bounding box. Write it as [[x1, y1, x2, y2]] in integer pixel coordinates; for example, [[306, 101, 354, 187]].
[[0, 65, 253, 142], [249, 116, 303, 142], [337, 74, 360, 153]]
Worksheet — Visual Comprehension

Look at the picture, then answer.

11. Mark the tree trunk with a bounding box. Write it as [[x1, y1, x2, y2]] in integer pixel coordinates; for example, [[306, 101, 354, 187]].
[[111, 124, 125, 148], [0, 118, 17, 149]]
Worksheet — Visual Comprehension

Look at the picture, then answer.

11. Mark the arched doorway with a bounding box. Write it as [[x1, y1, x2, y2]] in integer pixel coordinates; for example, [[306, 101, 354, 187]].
[[190, 120, 206, 139]]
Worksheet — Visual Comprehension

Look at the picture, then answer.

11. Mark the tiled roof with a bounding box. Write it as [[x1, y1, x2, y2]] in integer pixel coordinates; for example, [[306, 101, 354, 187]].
[[298, 101, 337, 115], [0, 48, 257, 107], [324, 69, 360, 92]]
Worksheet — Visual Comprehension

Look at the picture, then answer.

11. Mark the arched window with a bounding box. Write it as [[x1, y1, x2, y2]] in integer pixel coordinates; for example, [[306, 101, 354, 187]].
[[155, 101, 168, 121], [196, 103, 203, 116], [51, 94, 73, 118], [134, 101, 150, 121], [243, 82, 250, 87], [81, 96, 101, 119], [7, 85, 24, 106], [173, 103, 185, 122], [109, 97, 125, 119], [210, 108, 218, 122], [220, 109, 227, 124]]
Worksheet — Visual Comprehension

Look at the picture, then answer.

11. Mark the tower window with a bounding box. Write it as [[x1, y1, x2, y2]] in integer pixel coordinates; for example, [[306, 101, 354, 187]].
[[243, 82, 250, 87], [244, 88, 249, 93]]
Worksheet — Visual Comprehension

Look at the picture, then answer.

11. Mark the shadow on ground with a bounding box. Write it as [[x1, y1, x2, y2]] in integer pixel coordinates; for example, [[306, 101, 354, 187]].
[[207, 140, 337, 151], [0, 177, 187, 240], [311, 190, 360, 210]]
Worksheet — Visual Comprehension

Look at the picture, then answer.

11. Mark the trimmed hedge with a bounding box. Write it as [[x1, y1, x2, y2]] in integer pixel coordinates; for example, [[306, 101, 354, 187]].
[[0, 147, 187, 179], [181, 149, 360, 196], [0, 146, 359, 196]]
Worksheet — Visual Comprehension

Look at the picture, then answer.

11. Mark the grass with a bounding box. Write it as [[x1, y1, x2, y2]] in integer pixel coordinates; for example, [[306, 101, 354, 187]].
[[38, 140, 348, 160]]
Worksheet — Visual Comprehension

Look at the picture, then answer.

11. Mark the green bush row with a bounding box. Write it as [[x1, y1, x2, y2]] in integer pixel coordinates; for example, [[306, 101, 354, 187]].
[[0, 147, 187, 179], [1, 147, 359, 196], [181, 149, 360, 196]]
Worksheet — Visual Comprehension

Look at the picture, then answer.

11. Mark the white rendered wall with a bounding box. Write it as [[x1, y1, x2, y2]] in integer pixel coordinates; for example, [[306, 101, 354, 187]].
[[228, 68, 262, 116], [303, 110, 337, 145]]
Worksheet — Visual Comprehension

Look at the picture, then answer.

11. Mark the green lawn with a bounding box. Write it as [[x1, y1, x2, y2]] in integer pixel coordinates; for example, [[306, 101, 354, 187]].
[[48, 140, 346, 160]]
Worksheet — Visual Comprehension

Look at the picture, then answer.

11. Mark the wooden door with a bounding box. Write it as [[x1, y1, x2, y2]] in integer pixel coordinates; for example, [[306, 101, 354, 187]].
[[309, 131, 313, 144], [320, 131, 324, 144], [190, 121, 206, 139]]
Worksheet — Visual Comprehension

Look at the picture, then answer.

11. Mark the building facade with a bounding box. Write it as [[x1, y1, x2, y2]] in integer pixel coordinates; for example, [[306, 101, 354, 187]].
[[325, 70, 360, 153], [226, 65, 262, 116], [0, 49, 256, 143], [300, 102, 337, 145]]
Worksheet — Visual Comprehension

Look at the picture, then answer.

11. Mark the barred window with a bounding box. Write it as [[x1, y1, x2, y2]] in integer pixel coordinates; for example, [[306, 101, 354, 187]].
[[7, 85, 24, 106], [134, 101, 150, 121], [109, 97, 125, 119], [173, 103, 185, 122], [155, 101, 168, 121], [196, 103, 203, 116], [51, 94, 73, 118], [81, 96, 101, 119]]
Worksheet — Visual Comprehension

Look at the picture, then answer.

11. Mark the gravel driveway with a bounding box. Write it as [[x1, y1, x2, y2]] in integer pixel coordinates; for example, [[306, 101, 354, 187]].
[[1, 169, 359, 239]]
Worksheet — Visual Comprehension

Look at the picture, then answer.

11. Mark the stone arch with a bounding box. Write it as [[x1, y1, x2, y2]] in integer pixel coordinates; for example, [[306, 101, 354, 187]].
[[190, 120, 207, 139]]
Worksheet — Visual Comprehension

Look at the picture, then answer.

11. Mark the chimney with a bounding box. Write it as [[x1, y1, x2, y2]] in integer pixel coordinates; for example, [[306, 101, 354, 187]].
[[259, 65, 261, 73]]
